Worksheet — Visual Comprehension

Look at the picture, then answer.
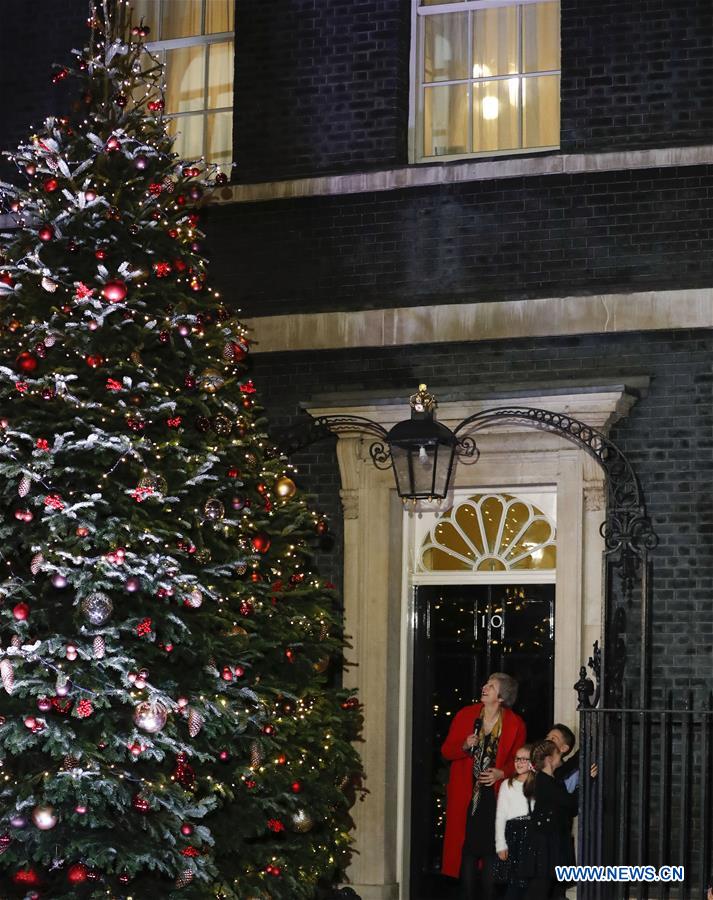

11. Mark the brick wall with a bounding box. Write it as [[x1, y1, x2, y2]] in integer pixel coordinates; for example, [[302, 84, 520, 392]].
[[0, 1, 87, 175], [250, 328, 713, 707], [234, 0, 411, 182], [205, 164, 713, 317], [560, 0, 713, 152]]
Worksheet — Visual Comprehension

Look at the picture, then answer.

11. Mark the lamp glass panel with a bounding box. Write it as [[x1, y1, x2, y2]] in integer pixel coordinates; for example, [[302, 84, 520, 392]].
[[390, 446, 414, 497], [472, 5, 518, 78], [424, 83, 468, 156], [424, 13, 468, 83], [432, 442, 455, 497]]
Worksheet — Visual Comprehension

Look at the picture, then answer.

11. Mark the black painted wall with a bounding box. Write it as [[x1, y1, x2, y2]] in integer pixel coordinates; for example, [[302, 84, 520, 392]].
[[205, 164, 713, 317], [251, 328, 713, 708]]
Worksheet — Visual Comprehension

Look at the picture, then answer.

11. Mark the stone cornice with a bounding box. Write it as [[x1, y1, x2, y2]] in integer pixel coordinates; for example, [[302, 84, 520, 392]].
[[214, 144, 713, 205]]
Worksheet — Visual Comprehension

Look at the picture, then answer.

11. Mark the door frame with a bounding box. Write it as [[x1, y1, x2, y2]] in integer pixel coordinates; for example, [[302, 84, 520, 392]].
[[306, 384, 638, 900]]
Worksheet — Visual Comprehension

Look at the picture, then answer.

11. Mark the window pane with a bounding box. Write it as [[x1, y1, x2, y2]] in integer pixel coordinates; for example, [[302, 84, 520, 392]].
[[161, 0, 202, 40], [207, 41, 234, 109], [206, 0, 234, 33], [424, 84, 468, 156], [424, 13, 468, 83], [168, 114, 204, 160], [206, 112, 232, 167], [523, 1, 560, 73], [473, 78, 519, 152], [165, 45, 206, 114], [522, 74, 559, 147], [421, 0, 463, 4], [473, 5, 518, 78]]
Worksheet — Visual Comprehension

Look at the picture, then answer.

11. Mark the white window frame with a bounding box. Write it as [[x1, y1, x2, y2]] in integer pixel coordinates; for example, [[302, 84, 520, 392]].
[[144, 1, 234, 166], [409, 0, 560, 164]]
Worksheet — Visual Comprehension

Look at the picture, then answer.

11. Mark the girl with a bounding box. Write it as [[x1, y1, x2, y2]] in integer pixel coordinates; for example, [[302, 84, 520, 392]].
[[525, 739, 579, 900], [494, 743, 534, 899]]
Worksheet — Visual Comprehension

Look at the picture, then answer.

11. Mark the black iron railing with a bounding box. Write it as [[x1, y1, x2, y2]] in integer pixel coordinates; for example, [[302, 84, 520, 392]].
[[577, 694, 713, 899]]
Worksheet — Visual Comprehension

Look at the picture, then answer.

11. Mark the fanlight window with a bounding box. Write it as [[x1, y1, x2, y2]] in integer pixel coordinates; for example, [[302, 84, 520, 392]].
[[420, 493, 556, 572]]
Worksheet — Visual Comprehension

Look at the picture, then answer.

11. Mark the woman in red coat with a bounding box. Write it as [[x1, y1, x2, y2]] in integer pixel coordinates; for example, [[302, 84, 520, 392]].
[[441, 673, 527, 899]]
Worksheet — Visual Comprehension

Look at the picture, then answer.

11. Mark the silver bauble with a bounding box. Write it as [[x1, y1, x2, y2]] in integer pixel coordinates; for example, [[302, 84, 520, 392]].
[[203, 498, 225, 520], [32, 804, 57, 830], [133, 700, 168, 734], [290, 808, 315, 833], [81, 591, 113, 625]]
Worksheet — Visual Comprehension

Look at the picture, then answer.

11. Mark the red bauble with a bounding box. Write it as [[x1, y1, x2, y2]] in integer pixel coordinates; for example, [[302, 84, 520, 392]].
[[147, 99, 164, 112], [251, 532, 271, 554], [38, 224, 54, 242], [291, 780, 302, 793], [86, 355, 105, 369], [215, 172, 228, 186], [13, 868, 40, 886], [180, 823, 194, 837], [67, 863, 89, 884], [12, 602, 29, 621], [43, 177, 59, 192], [0, 271, 14, 287], [105, 136, 121, 152], [102, 279, 128, 303], [132, 794, 151, 814], [15, 352, 38, 374], [94, 247, 107, 260], [227, 467, 240, 478], [218, 749, 230, 762]]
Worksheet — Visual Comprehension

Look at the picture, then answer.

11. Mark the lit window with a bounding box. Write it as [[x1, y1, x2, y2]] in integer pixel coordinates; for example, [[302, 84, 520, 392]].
[[415, 1, 560, 161], [134, 0, 234, 168]]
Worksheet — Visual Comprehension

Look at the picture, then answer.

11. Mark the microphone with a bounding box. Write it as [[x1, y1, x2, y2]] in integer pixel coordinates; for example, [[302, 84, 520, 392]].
[[470, 718, 482, 755]]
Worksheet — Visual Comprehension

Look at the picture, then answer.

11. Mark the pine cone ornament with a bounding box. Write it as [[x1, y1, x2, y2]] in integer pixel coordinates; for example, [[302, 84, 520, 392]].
[[0, 659, 14, 694], [175, 869, 194, 888], [93, 636, 105, 658], [62, 754, 79, 770], [0, 833, 11, 855], [30, 552, 44, 574], [10, 636, 21, 648], [187, 707, 204, 737], [18, 474, 31, 497], [250, 741, 262, 769]]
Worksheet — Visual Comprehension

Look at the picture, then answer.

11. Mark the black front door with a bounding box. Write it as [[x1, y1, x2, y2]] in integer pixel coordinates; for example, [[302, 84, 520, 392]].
[[409, 583, 555, 900]]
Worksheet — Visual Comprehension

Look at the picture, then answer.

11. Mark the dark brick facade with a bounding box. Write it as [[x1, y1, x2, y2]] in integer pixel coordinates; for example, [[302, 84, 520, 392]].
[[252, 328, 713, 707], [234, 0, 411, 182], [0, 1, 87, 172], [560, 0, 713, 153], [206, 164, 713, 317]]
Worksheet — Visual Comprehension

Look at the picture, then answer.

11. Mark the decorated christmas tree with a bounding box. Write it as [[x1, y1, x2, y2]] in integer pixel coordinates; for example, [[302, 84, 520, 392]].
[[0, 4, 361, 898]]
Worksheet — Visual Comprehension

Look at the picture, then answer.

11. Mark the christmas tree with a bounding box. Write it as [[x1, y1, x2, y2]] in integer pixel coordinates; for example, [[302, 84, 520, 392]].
[[0, 4, 361, 898]]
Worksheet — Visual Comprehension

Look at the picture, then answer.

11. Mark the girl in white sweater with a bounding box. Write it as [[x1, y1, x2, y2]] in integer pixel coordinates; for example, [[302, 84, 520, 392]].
[[494, 743, 534, 899]]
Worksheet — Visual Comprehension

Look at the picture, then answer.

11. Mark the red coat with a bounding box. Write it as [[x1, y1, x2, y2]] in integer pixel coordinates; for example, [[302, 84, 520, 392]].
[[441, 703, 527, 878]]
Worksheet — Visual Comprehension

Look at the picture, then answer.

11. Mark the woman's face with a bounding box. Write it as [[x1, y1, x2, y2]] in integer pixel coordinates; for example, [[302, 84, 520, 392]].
[[514, 747, 531, 775], [480, 677, 501, 704]]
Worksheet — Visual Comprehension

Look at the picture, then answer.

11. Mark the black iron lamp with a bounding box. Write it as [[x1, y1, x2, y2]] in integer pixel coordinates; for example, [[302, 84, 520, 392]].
[[294, 384, 478, 502], [385, 385, 460, 500]]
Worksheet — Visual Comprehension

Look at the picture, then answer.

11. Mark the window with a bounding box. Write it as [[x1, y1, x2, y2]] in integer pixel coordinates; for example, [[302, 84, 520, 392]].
[[415, 0, 560, 161], [135, 0, 234, 168], [418, 493, 556, 572]]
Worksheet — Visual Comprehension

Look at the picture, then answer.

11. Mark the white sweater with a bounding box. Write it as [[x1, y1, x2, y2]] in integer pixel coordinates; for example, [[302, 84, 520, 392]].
[[495, 779, 531, 853]]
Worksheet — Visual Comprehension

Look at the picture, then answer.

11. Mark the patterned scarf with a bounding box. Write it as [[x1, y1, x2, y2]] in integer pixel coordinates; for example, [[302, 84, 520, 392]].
[[470, 711, 502, 815]]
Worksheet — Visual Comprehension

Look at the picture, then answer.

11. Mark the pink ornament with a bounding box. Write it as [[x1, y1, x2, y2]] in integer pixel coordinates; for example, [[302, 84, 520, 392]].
[[12, 602, 29, 621], [102, 280, 128, 303]]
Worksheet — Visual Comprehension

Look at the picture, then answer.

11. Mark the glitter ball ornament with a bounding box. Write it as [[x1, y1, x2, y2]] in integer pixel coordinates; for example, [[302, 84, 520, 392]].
[[67, 863, 89, 884], [81, 591, 113, 625], [0, 833, 10, 855], [211, 414, 232, 435], [133, 700, 168, 733], [290, 809, 315, 833], [31, 804, 57, 830], [175, 870, 194, 889], [275, 476, 297, 500], [203, 498, 225, 520], [132, 794, 150, 814], [200, 368, 225, 393], [138, 472, 167, 494]]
